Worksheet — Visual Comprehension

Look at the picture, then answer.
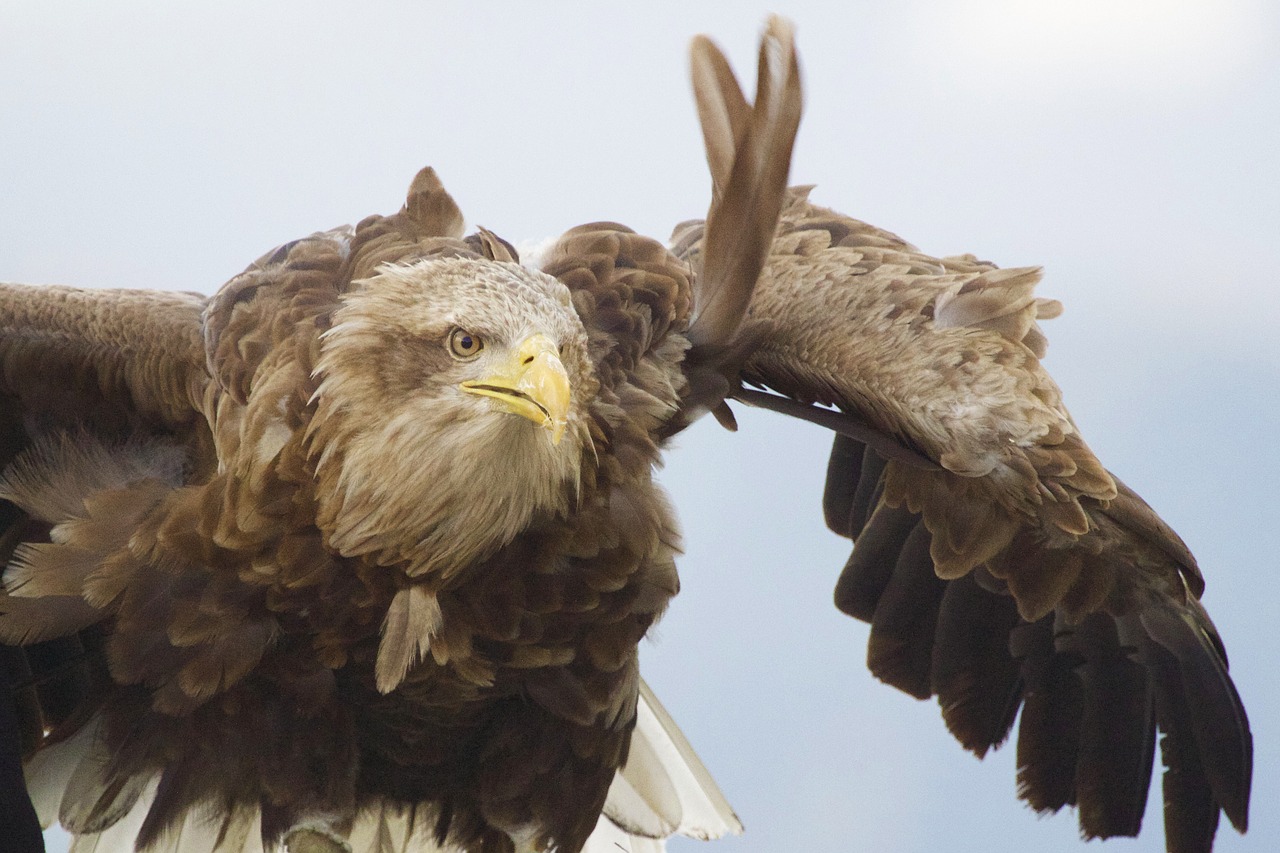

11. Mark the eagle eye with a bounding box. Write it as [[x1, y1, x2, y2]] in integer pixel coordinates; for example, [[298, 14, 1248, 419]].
[[448, 327, 484, 360]]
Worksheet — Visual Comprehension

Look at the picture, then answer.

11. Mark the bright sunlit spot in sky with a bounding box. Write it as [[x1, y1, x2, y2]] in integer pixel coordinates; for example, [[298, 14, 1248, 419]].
[[912, 0, 1270, 96]]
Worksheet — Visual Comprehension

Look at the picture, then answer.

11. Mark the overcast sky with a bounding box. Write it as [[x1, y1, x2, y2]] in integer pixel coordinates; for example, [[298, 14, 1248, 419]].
[[4, 2, 1277, 852]]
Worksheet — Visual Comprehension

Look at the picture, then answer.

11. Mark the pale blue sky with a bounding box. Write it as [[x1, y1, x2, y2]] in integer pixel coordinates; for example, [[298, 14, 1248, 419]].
[[3, 2, 1276, 851]]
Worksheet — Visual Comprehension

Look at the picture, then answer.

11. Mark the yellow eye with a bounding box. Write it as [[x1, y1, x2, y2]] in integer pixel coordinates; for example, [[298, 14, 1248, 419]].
[[448, 328, 484, 360]]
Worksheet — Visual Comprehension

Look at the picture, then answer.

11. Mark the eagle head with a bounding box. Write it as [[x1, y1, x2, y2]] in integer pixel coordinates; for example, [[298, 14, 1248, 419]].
[[308, 255, 597, 578]]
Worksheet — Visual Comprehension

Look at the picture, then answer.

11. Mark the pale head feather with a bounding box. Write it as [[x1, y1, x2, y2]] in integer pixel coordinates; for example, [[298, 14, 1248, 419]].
[[307, 256, 597, 580]]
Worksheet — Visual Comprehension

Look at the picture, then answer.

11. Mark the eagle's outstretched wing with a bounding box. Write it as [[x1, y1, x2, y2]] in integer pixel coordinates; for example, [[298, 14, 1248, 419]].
[[0, 283, 212, 851], [670, 185, 1251, 851], [664, 26, 1250, 849]]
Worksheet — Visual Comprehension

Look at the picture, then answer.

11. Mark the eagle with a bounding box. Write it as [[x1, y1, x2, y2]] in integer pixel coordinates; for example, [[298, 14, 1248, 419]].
[[0, 17, 1250, 853]]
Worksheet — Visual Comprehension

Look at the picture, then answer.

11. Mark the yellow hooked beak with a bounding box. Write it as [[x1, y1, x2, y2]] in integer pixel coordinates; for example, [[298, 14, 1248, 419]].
[[460, 334, 571, 444]]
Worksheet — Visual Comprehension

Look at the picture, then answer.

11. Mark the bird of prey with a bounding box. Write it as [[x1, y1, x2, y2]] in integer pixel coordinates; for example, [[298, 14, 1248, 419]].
[[0, 16, 1251, 853]]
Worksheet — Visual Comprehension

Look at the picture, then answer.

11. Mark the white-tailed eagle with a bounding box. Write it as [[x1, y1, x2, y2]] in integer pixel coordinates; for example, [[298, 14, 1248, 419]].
[[0, 18, 1250, 853]]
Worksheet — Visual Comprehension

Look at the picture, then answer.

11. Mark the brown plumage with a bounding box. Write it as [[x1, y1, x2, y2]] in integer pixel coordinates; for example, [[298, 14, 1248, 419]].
[[675, 185, 1250, 851], [0, 14, 1252, 853], [0, 19, 797, 853]]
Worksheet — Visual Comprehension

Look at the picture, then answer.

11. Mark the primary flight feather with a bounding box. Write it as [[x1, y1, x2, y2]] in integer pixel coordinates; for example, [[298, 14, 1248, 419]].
[[0, 16, 1250, 853]]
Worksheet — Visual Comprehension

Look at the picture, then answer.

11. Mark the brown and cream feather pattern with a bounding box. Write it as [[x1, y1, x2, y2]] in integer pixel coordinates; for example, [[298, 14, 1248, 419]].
[[672, 184, 1250, 852], [0, 19, 800, 853], [0, 172, 700, 851], [0, 14, 1252, 853]]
